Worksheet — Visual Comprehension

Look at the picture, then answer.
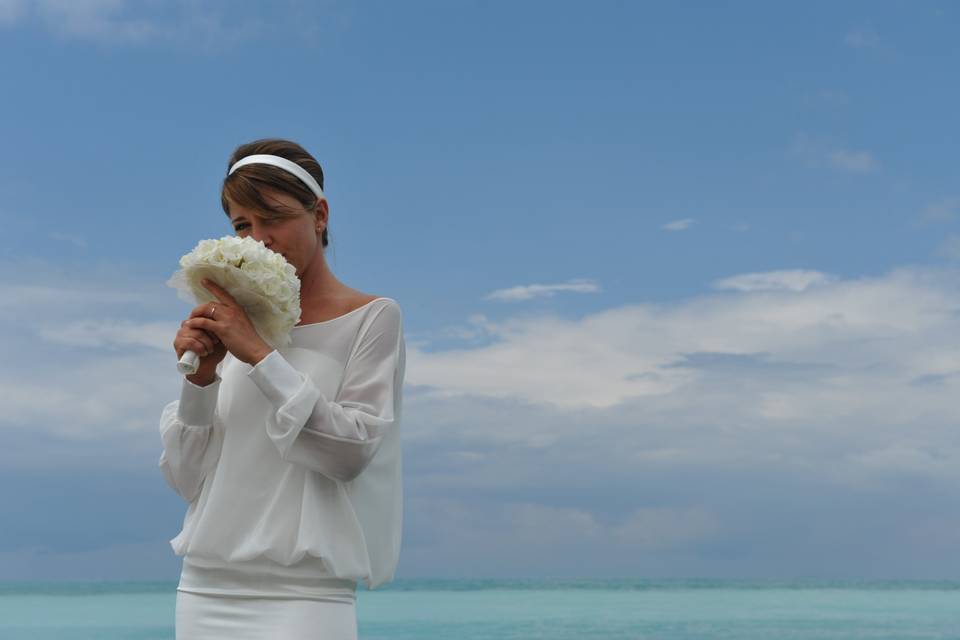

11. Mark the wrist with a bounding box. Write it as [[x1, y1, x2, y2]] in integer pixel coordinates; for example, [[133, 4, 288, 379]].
[[249, 345, 274, 366], [186, 372, 216, 387]]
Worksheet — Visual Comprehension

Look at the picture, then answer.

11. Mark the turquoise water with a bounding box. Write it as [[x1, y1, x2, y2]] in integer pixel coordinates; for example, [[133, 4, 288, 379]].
[[2, 579, 960, 639]]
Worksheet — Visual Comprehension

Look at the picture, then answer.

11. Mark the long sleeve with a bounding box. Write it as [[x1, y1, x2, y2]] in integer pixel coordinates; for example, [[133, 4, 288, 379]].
[[158, 373, 225, 503], [247, 301, 403, 483]]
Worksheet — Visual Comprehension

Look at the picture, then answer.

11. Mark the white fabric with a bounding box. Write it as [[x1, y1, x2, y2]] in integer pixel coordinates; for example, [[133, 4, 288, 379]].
[[178, 553, 357, 603], [176, 590, 358, 640], [228, 154, 326, 201], [159, 297, 404, 594]]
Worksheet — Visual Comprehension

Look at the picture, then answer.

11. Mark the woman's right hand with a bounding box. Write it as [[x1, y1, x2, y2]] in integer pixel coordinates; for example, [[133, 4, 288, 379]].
[[173, 303, 228, 385]]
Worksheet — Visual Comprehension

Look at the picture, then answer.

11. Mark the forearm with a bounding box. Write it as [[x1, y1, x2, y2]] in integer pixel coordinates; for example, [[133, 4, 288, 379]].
[[248, 350, 396, 482], [159, 373, 224, 502]]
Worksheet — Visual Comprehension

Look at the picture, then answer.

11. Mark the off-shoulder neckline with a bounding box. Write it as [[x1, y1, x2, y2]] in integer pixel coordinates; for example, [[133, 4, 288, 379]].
[[292, 297, 394, 329]]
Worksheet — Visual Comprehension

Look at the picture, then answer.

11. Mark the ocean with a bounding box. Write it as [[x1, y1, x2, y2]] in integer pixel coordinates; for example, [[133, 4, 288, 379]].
[[2, 578, 960, 639]]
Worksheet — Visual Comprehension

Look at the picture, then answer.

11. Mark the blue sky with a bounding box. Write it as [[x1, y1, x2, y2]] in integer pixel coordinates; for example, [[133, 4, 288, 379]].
[[2, 0, 960, 581]]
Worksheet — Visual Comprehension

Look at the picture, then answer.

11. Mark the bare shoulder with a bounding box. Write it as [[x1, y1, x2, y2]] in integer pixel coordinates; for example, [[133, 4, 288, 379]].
[[351, 291, 386, 308], [354, 291, 400, 319], [298, 289, 390, 325], [346, 290, 397, 316]]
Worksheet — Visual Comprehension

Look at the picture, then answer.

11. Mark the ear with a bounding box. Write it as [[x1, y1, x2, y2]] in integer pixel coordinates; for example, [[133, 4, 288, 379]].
[[314, 199, 329, 231]]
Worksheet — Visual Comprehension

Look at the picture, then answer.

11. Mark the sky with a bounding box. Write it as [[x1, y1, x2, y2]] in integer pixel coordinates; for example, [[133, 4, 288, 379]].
[[1, 0, 960, 582]]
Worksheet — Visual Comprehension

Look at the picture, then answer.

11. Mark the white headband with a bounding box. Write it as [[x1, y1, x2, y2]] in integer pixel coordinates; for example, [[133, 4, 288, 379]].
[[228, 154, 325, 201]]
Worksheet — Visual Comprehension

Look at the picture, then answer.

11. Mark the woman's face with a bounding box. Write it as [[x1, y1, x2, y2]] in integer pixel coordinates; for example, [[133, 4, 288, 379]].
[[227, 188, 326, 278]]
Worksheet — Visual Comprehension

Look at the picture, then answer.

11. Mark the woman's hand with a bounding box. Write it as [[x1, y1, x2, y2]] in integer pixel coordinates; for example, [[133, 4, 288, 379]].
[[183, 279, 274, 367], [173, 302, 228, 385]]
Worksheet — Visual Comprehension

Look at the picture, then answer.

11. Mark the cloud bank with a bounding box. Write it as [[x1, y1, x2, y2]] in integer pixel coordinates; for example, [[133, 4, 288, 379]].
[[5, 262, 960, 578]]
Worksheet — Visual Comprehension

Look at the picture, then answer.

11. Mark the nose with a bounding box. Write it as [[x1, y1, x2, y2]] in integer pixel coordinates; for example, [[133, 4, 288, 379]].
[[249, 222, 272, 247]]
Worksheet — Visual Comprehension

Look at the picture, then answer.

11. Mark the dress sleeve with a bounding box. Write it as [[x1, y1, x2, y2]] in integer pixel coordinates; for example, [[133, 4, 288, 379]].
[[158, 373, 225, 503], [246, 301, 403, 483]]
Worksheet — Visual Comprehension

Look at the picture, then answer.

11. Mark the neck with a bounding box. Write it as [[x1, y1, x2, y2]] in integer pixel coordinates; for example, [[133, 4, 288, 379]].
[[297, 248, 344, 303]]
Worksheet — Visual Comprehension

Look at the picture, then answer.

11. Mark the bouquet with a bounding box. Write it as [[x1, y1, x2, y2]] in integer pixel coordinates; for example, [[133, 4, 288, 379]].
[[167, 235, 301, 375]]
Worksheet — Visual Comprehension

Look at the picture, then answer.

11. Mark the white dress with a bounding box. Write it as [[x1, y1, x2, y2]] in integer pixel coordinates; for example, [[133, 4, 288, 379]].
[[159, 297, 404, 639]]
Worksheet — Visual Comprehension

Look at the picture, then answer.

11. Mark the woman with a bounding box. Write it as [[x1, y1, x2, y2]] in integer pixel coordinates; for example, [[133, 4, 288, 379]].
[[159, 138, 405, 639]]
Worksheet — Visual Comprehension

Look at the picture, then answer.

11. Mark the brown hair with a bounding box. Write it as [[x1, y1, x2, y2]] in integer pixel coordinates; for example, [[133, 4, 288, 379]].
[[221, 138, 329, 248]]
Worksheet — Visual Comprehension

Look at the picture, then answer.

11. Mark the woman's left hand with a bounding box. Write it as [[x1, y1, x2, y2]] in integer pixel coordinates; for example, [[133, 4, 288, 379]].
[[184, 279, 274, 366]]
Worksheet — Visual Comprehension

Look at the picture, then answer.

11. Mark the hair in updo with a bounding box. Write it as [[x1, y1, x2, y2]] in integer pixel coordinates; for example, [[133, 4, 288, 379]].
[[221, 138, 328, 248]]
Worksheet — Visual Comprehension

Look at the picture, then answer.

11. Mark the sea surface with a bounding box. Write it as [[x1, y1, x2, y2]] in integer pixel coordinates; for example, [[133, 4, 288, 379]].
[[2, 578, 960, 639]]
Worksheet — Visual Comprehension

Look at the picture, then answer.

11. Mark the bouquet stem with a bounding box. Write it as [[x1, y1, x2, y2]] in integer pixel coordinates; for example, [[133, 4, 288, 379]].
[[177, 351, 200, 375]]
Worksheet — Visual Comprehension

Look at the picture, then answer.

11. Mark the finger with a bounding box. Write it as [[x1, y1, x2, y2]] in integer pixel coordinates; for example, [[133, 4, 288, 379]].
[[189, 337, 211, 356], [178, 323, 214, 342], [186, 330, 215, 353], [178, 330, 211, 354], [176, 331, 213, 353], [174, 338, 209, 358], [200, 328, 220, 343], [186, 317, 217, 333], [189, 303, 219, 319], [201, 279, 237, 304]]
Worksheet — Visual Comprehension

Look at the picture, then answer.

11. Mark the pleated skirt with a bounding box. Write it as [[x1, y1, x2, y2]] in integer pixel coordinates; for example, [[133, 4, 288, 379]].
[[175, 590, 358, 640]]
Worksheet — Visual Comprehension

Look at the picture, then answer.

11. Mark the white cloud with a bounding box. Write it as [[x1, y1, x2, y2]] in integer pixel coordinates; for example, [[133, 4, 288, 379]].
[[791, 133, 879, 174], [0, 0, 25, 25], [804, 89, 850, 108], [48, 232, 88, 249], [0, 283, 149, 306], [0, 272, 191, 440], [498, 503, 721, 552], [937, 234, 960, 262], [920, 196, 960, 223], [0, 539, 175, 582], [662, 218, 695, 231], [0, 0, 357, 50], [484, 278, 601, 302], [413, 313, 496, 342], [407, 315, 696, 409], [845, 443, 960, 478], [410, 267, 959, 412], [506, 503, 602, 539], [399, 496, 724, 577], [36, 319, 176, 350], [36, 0, 160, 43], [713, 269, 834, 292], [826, 149, 878, 173], [0, 350, 176, 439], [7, 262, 960, 577], [2, 0, 262, 48], [611, 507, 722, 550], [844, 27, 880, 49], [8, 264, 960, 477]]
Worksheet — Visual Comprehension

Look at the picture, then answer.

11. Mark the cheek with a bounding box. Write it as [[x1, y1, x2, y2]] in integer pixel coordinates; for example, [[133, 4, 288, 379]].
[[299, 229, 319, 250], [288, 234, 313, 260]]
